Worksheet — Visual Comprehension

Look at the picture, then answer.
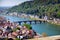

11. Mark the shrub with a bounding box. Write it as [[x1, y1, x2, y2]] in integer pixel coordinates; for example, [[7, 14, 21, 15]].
[[23, 23, 32, 30]]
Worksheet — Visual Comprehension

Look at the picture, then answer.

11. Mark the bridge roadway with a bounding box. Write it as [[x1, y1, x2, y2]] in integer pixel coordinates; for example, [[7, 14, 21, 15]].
[[14, 19, 49, 25]]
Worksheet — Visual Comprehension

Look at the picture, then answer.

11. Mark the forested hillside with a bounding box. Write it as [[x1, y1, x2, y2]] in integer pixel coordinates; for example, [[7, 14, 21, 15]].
[[8, 0, 60, 18]]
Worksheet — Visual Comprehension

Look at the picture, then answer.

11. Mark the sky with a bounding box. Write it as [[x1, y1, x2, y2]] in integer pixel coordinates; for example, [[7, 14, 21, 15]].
[[0, 0, 30, 7]]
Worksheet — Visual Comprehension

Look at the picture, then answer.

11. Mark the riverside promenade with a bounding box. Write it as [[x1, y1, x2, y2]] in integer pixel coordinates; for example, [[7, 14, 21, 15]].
[[32, 17, 60, 25]]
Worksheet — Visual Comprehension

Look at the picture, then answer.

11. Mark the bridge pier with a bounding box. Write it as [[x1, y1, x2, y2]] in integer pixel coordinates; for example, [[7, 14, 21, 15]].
[[43, 21, 46, 23], [35, 20, 37, 24], [15, 20, 47, 25], [19, 22, 21, 25], [24, 21, 27, 24], [39, 20, 42, 24], [29, 21, 32, 24]]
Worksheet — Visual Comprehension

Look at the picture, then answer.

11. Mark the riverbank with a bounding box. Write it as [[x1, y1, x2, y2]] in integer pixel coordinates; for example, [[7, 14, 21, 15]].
[[29, 16, 60, 26], [6, 13, 60, 25], [28, 35, 60, 40]]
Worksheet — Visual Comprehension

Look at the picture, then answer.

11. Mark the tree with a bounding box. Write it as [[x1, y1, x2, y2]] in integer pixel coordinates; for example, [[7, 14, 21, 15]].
[[57, 10, 60, 18], [42, 32, 47, 37], [23, 23, 32, 30]]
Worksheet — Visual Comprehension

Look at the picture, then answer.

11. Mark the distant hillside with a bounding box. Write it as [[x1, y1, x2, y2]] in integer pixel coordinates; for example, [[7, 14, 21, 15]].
[[0, 7, 10, 14], [8, 0, 60, 18]]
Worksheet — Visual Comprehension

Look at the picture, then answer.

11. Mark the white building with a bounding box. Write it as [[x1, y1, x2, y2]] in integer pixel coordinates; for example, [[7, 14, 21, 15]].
[[44, 16, 48, 21]]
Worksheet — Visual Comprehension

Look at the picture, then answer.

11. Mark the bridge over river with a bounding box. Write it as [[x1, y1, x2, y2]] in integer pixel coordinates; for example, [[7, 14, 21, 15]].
[[14, 19, 49, 25]]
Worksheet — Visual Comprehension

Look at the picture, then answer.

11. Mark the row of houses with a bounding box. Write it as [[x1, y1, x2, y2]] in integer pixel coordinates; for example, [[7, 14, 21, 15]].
[[8, 12, 40, 19]]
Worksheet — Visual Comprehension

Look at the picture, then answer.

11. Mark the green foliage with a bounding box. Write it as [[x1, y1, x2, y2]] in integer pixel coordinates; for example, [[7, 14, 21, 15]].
[[8, 0, 60, 18], [12, 27, 20, 32], [16, 27, 20, 30], [15, 38, 20, 40], [23, 23, 32, 30], [57, 10, 60, 17]]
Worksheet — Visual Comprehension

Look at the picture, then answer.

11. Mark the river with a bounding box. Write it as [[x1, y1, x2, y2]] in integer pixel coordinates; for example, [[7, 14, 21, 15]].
[[0, 15, 60, 36]]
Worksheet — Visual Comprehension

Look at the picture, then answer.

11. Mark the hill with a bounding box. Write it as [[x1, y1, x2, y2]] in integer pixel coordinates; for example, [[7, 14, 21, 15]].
[[0, 7, 10, 14], [8, 0, 60, 18]]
